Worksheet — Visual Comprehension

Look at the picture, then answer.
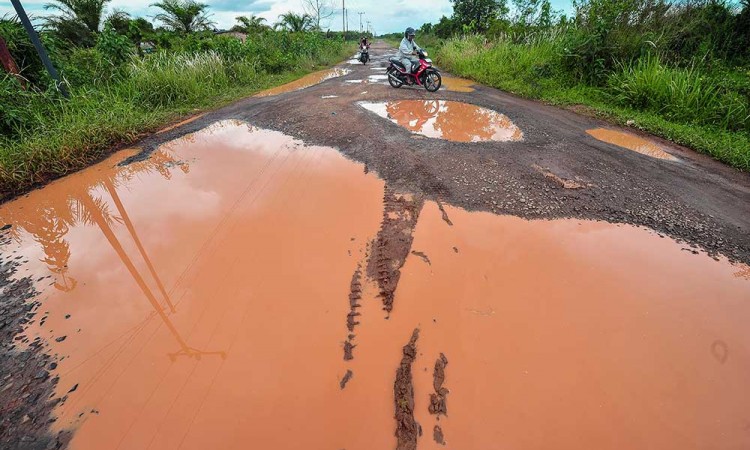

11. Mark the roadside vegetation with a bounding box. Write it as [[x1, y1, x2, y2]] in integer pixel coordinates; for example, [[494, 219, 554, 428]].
[[387, 0, 750, 170], [0, 0, 359, 196]]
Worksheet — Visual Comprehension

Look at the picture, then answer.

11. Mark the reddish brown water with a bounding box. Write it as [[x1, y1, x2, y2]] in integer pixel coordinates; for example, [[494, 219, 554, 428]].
[[360, 100, 523, 142], [1, 121, 748, 449], [587, 128, 678, 161], [442, 75, 476, 93], [254, 67, 350, 97], [369, 204, 750, 449]]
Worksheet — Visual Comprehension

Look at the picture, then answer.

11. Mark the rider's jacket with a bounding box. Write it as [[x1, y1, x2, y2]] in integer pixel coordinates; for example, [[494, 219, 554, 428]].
[[398, 37, 421, 58]]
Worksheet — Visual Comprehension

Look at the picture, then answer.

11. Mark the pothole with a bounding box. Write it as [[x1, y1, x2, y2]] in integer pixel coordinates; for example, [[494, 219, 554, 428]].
[[254, 67, 350, 97], [587, 128, 678, 161], [532, 164, 588, 189], [442, 75, 476, 93], [359, 100, 523, 142]]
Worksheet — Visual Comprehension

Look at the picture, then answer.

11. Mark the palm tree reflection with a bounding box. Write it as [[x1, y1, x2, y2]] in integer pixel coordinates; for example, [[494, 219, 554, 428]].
[[2, 148, 224, 361]]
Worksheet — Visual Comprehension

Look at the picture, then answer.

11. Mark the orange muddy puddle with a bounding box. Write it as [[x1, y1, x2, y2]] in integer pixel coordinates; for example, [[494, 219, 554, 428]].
[[357, 203, 750, 450], [254, 67, 350, 97], [587, 128, 678, 161], [360, 100, 524, 142], [442, 75, 476, 92], [1, 122, 749, 449]]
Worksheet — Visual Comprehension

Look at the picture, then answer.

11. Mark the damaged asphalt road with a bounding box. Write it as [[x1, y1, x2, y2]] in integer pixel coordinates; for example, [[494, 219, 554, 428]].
[[139, 40, 750, 265]]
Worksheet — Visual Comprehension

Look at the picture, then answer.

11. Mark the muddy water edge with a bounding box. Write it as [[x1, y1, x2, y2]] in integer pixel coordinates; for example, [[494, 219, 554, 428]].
[[0, 118, 749, 449], [359, 100, 523, 142]]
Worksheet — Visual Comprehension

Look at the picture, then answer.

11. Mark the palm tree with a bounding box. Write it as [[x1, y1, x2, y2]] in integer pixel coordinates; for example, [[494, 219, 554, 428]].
[[274, 12, 313, 32], [232, 15, 268, 34], [151, 0, 214, 33], [44, 0, 110, 34], [43, 0, 118, 45]]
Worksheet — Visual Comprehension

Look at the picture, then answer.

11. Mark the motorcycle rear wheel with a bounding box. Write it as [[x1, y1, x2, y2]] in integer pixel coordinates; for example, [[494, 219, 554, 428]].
[[387, 69, 404, 88]]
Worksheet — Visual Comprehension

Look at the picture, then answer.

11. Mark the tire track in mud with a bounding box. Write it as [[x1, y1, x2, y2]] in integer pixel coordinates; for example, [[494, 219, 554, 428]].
[[394, 328, 421, 450], [367, 187, 424, 315], [343, 264, 363, 362], [428, 353, 449, 416], [341, 186, 423, 367], [433, 425, 446, 445], [429, 353, 449, 445]]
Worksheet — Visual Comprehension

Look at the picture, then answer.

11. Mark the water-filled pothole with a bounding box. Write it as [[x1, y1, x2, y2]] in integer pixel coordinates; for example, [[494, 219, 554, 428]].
[[587, 128, 678, 161], [254, 67, 350, 97], [0, 120, 747, 449], [359, 100, 523, 142], [442, 75, 476, 93]]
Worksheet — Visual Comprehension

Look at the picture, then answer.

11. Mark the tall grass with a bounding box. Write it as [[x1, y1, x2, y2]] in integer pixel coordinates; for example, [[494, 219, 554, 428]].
[[0, 38, 353, 196], [437, 34, 750, 170], [438, 34, 564, 97], [609, 54, 749, 132]]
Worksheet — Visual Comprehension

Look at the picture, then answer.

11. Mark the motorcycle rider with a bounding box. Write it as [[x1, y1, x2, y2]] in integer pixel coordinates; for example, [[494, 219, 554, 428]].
[[399, 27, 421, 74], [360, 36, 370, 50]]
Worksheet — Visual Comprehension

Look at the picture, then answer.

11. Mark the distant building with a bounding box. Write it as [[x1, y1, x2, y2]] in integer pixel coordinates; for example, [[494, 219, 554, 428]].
[[139, 41, 156, 54]]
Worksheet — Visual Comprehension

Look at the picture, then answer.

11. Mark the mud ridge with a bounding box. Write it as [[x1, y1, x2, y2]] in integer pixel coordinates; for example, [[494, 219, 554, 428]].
[[428, 353, 449, 416], [410, 251, 431, 266], [0, 254, 71, 450], [394, 328, 420, 450], [367, 187, 424, 315], [343, 261, 364, 360], [340, 370, 353, 390], [433, 425, 446, 445], [435, 200, 453, 226]]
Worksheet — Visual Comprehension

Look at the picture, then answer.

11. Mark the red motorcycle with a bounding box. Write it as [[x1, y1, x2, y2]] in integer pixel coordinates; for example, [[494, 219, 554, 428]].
[[387, 49, 442, 92]]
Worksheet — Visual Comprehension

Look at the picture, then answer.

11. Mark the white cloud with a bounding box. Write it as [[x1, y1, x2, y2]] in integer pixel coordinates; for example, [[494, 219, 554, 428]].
[[3, 0, 573, 34], [2, 0, 455, 34]]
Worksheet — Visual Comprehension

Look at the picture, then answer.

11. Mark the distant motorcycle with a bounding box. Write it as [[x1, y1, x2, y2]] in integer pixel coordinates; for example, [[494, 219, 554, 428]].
[[359, 45, 370, 64], [387, 49, 441, 92]]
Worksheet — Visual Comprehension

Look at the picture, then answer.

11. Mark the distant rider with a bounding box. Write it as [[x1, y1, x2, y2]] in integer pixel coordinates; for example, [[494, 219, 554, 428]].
[[399, 27, 421, 74], [360, 36, 370, 50]]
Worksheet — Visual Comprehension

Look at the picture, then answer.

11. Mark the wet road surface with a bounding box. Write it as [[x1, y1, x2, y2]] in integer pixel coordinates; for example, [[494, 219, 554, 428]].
[[1, 42, 750, 450]]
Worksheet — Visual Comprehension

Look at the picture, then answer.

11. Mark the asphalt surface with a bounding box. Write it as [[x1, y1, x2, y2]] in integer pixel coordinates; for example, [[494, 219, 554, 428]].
[[138, 41, 750, 264]]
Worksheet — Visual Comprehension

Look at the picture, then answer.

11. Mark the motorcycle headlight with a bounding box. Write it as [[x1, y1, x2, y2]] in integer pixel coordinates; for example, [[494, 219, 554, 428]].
[[425, 58, 433, 63]]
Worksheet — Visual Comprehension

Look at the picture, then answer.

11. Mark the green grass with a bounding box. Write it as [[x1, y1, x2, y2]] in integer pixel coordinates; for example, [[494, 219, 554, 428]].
[[0, 42, 355, 197], [437, 35, 750, 171]]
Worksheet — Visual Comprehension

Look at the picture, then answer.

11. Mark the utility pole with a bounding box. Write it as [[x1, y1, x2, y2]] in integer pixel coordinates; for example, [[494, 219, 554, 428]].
[[342, 0, 345, 35], [9, 0, 68, 97], [358, 12, 364, 33]]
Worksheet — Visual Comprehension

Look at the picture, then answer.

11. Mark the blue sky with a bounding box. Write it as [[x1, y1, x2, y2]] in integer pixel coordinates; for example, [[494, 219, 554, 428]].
[[2, 0, 574, 34]]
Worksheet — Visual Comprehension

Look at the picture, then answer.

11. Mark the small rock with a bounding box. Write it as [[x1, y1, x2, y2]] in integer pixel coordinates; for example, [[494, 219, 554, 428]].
[[55, 336, 66, 342]]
